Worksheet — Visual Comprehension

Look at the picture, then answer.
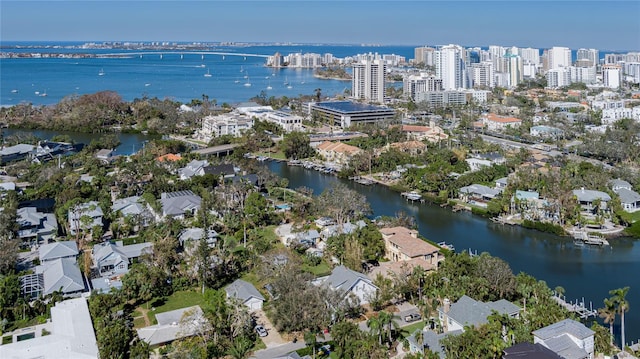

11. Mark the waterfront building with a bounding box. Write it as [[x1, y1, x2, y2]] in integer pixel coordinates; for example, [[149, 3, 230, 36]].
[[469, 62, 495, 88], [352, 57, 386, 103], [285, 52, 323, 68], [603, 64, 622, 89], [315, 141, 361, 167], [414, 46, 436, 66], [267, 52, 284, 67], [435, 44, 467, 90], [533, 319, 594, 359], [201, 113, 253, 138], [403, 72, 443, 100], [309, 101, 395, 128], [547, 46, 572, 70], [379, 226, 443, 267], [237, 105, 303, 132], [439, 295, 520, 333]]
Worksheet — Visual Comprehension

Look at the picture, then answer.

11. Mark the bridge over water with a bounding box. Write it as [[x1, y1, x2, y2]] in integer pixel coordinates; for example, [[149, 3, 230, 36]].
[[98, 51, 270, 58]]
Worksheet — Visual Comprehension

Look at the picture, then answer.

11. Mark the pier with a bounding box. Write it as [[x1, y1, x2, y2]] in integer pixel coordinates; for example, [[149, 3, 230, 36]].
[[551, 292, 598, 319]]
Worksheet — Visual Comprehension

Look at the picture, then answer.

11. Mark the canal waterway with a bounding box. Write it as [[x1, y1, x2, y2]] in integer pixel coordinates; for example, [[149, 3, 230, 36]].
[[266, 160, 640, 343]]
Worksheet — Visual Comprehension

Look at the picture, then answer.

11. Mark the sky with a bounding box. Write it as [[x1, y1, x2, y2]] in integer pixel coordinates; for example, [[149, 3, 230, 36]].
[[1, 1, 639, 51]]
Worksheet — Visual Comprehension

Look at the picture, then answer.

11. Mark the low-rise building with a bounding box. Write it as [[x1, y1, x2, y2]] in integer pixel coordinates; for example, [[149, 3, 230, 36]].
[[316, 141, 362, 166], [314, 265, 378, 304], [479, 113, 522, 132], [610, 179, 640, 213], [68, 201, 104, 235], [178, 159, 209, 180], [0, 298, 99, 359], [201, 113, 253, 138], [379, 226, 443, 268], [21, 257, 86, 298], [158, 190, 202, 220], [459, 184, 501, 207], [533, 319, 594, 359], [92, 240, 153, 276], [572, 188, 611, 213], [438, 295, 520, 333], [16, 207, 58, 245], [309, 101, 395, 128], [39, 241, 78, 263], [225, 279, 265, 311], [401, 124, 448, 143], [137, 306, 208, 347], [0, 144, 35, 164], [530, 125, 564, 139]]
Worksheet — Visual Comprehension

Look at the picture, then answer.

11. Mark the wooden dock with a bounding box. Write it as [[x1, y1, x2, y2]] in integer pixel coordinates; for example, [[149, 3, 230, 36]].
[[551, 292, 598, 319]]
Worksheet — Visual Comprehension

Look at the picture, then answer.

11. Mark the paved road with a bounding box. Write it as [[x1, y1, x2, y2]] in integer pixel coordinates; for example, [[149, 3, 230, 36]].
[[250, 334, 331, 359]]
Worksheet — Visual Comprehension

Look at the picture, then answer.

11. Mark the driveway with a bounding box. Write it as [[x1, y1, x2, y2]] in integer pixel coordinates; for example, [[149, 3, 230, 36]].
[[253, 309, 286, 348]]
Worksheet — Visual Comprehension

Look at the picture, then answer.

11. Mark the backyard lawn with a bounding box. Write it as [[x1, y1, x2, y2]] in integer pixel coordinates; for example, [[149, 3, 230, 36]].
[[137, 290, 206, 325]]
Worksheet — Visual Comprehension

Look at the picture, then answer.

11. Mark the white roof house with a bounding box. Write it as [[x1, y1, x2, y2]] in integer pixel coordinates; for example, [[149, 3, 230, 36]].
[[225, 279, 265, 311], [0, 297, 99, 359], [137, 306, 207, 346]]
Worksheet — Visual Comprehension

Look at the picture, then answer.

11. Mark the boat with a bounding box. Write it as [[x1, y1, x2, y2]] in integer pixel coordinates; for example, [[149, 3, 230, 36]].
[[180, 54, 183, 60], [287, 84, 293, 89], [283, 77, 289, 86], [438, 242, 456, 252], [144, 83, 151, 87], [244, 74, 252, 87], [204, 69, 212, 77], [11, 89, 18, 93], [402, 191, 422, 201], [572, 231, 610, 246], [98, 68, 105, 76], [198, 64, 206, 68]]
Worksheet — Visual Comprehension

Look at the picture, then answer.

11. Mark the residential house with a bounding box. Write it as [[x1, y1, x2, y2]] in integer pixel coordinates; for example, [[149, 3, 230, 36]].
[[316, 141, 362, 166], [39, 241, 78, 263], [609, 179, 640, 213], [156, 153, 182, 162], [68, 201, 104, 235], [530, 125, 564, 139], [532, 319, 595, 359], [294, 229, 320, 247], [459, 184, 501, 207], [178, 228, 219, 248], [401, 124, 448, 143], [314, 265, 378, 304], [159, 191, 202, 220], [495, 177, 509, 189], [388, 141, 427, 156], [92, 241, 153, 276], [466, 152, 506, 172], [203, 163, 236, 179], [0, 298, 99, 359], [137, 306, 208, 347], [572, 188, 611, 214], [95, 149, 114, 163], [379, 226, 443, 268], [480, 113, 522, 132], [16, 206, 58, 245], [503, 342, 563, 359], [21, 257, 86, 297], [0, 144, 35, 164], [438, 295, 520, 333], [31, 141, 83, 164], [178, 159, 209, 180], [111, 195, 154, 228], [225, 279, 266, 311], [320, 220, 367, 240]]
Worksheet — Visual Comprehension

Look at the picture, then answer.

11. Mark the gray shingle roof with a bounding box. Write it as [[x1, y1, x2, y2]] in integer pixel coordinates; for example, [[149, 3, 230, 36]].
[[572, 189, 611, 202], [439, 295, 520, 328], [39, 241, 78, 262], [324, 265, 376, 293], [609, 178, 632, 190], [544, 334, 588, 359], [459, 184, 501, 198], [614, 187, 640, 205], [225, 279, 265, 303], [532, 319, 594, 340], [137, 306, 206, 346], [36, 258, 85, 295], [160, 190, 202, 217], [112, 196, 145, 216]]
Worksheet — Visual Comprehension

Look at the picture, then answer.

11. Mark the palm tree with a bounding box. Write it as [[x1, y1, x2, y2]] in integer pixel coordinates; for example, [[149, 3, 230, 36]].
[[226, 335, 253, 359], [610, 287, 630, 351], [304, 331, 318, 359], [378, 310, 399, 345], [598, 297, 616, 346], [367, 315, 383, 345]]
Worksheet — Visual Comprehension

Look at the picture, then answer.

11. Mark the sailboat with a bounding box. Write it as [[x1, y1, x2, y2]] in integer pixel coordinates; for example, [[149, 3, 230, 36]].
[[244, 73, 252, 87], [283, 76, 289, 86], [266, 80, 272, 90], [204, 68, 212, 77], [98, 68, 105, 76]]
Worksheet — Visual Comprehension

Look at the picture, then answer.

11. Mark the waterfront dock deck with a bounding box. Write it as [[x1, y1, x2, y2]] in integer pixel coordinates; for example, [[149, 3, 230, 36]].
[[551, 293, 598, 319]]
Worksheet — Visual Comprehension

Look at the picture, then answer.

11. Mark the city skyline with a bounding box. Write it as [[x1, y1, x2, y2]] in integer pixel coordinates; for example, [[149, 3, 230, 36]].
[[1, 1, 639, 51]]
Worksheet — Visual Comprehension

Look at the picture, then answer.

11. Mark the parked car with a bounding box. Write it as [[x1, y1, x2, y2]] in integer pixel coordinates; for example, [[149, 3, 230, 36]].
[[255, 325, 268, 337], [404, 313, 422, 322]]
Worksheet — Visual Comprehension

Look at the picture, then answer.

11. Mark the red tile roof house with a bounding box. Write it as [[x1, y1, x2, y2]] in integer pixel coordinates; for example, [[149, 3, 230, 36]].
[[480, 113, 522, 132]]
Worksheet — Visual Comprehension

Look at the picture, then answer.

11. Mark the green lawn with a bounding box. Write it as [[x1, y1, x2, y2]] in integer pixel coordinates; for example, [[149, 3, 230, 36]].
[[400, 320, 425, 338], [302, 262, 331, 277], [146, 290, 206, 324], [133, 317, 147, 329]]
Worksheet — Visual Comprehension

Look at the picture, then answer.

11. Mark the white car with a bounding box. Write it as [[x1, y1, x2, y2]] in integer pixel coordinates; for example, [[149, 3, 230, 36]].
[[255, 325, 268, 337]]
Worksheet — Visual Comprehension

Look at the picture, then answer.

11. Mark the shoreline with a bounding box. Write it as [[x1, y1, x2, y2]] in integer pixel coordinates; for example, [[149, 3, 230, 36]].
[[312, 73, 351, 81]]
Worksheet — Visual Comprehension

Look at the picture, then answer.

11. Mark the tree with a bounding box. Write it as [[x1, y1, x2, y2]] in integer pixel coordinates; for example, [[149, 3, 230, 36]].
[[280, 131, 314, 160], [610, 286, 630, 350], [315, 183, 371, 227], [598, 297, 616, 346], [304, 331, 318, 359], [226, 335, 253, 359]]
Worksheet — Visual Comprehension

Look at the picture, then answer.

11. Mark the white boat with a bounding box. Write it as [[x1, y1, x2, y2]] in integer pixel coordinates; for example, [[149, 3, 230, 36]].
[[198, 64, 206, 68], [11, 89, 18, 93], [283, 76, 289, 85], [402, 191, 422, 201], [204, 69, 212, 77], [145, 83, 151, 87], [98, 68, 105, 76], [244, 74, 252, 87]]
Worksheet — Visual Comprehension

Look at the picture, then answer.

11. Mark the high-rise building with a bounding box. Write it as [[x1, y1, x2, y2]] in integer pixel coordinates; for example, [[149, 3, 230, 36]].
[[603, 65, 622, 89], [570, 66, 596, 84], [435, 44, 467, 90], [403, 72, 443, 100], [548, 47, 572, 70], [576, 48, 599, 66], [520, 48, 541, 66], [414, 46, 436, 67], [546, 68, 571, 88], [352, 58, 386, 103], [506, 55, 524, 88], [469, 62, 495, 88]]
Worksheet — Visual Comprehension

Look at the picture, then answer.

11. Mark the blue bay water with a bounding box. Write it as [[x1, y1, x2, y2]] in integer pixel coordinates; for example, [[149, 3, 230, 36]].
[[1, 44, 414, 106]]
